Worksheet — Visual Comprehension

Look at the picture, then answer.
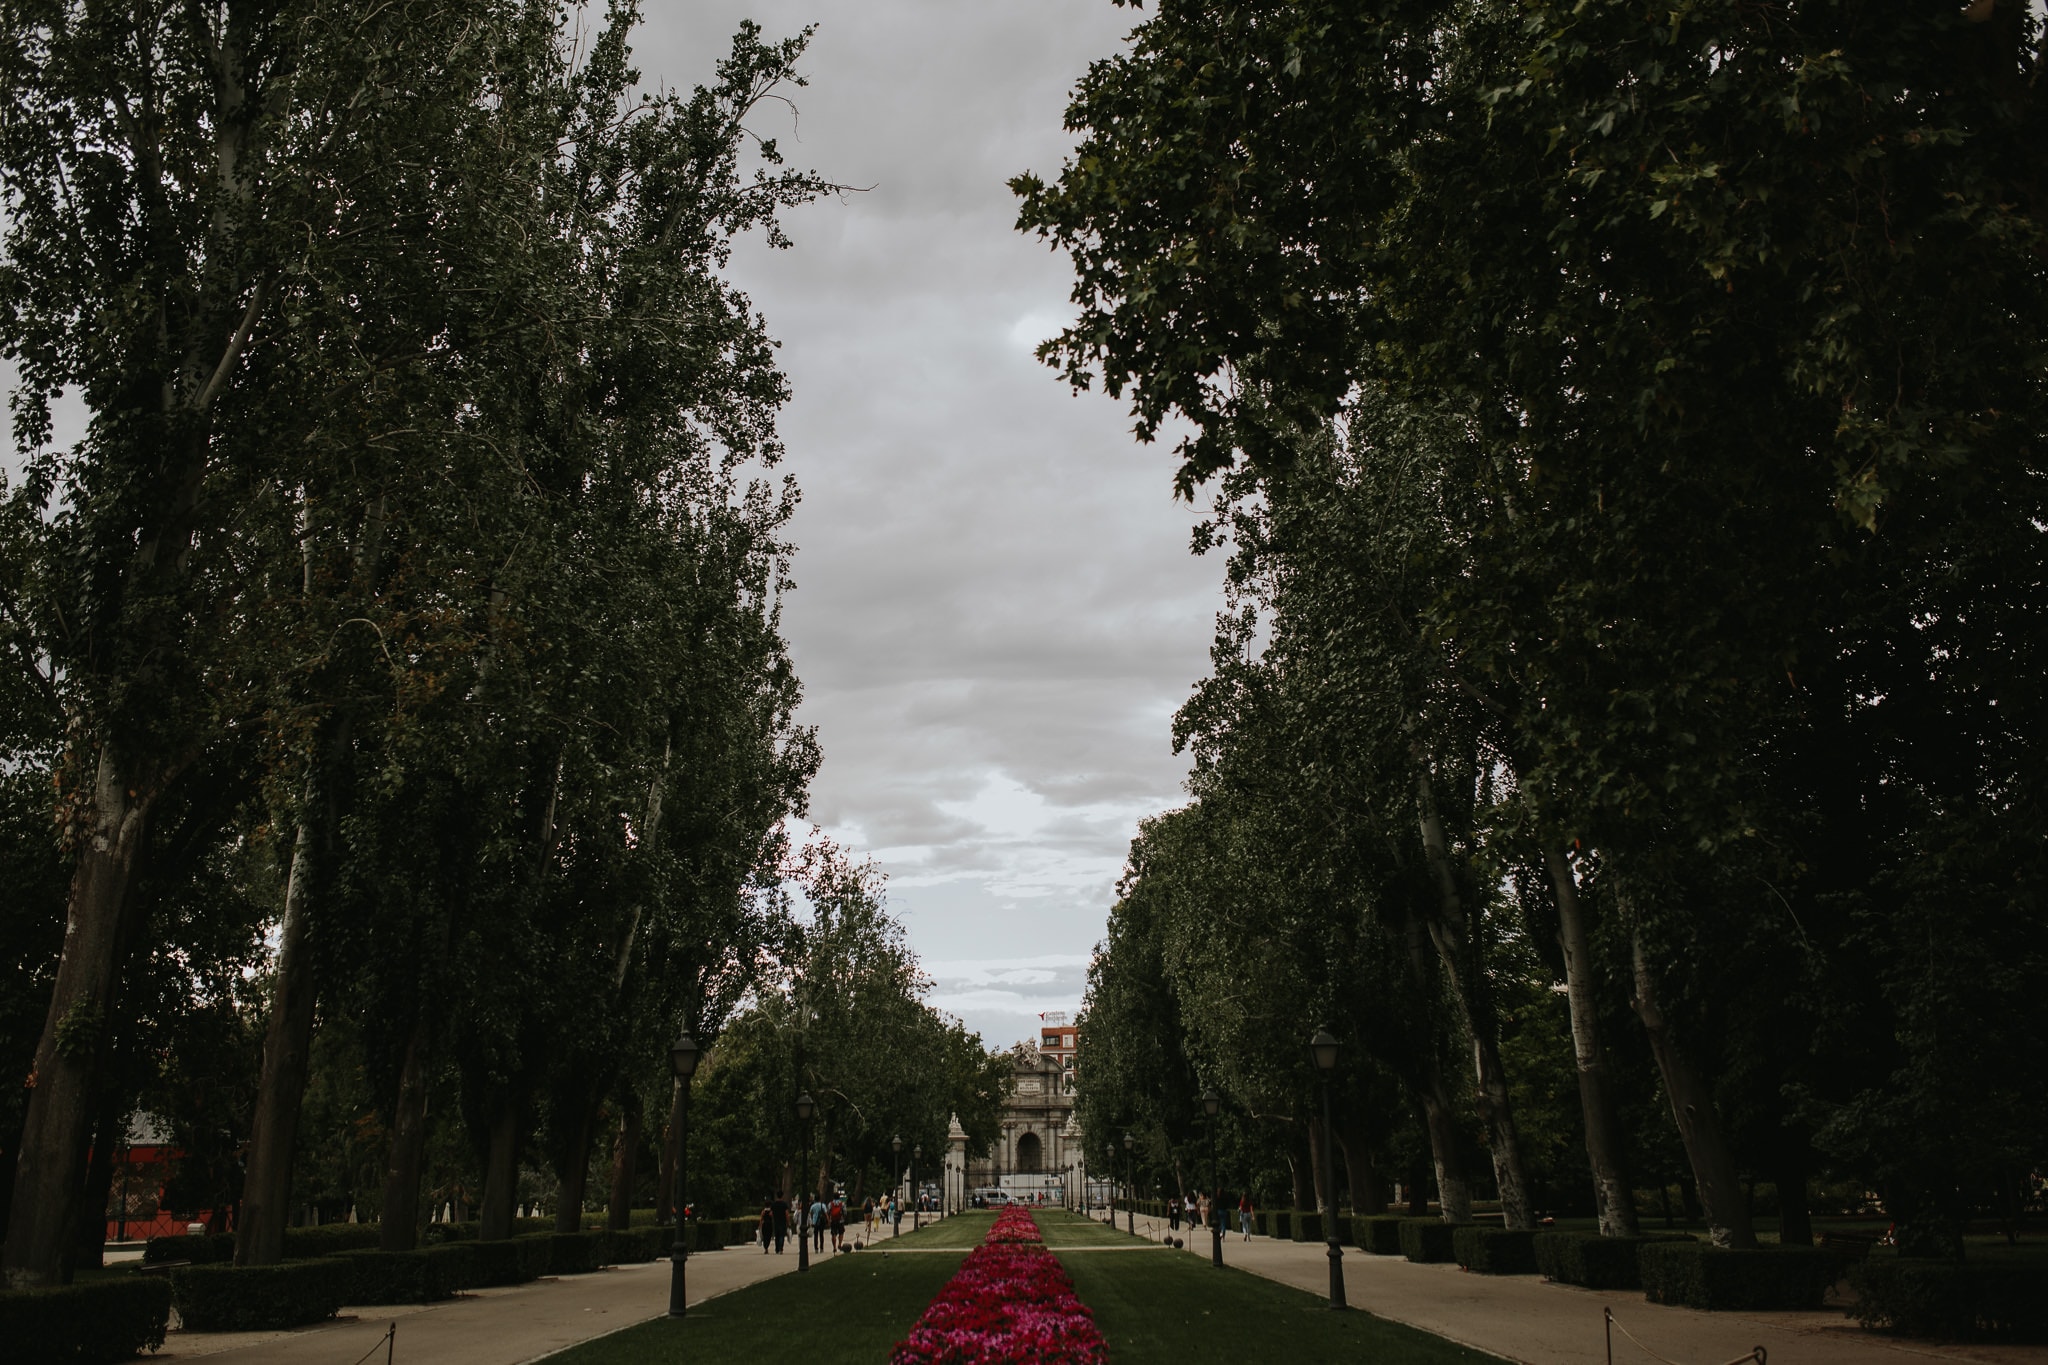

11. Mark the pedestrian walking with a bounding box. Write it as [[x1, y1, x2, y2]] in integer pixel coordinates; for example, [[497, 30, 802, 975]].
[[1168, 1197, 1180, 1233], [1238, 1192, 1254, 1240], [1198, 1191, 1212, 1234], [771, 1194, 789, 1254], [809, 1193, 827, 1253], [759, 1201, 772, 1254], [828, 1196, 845, 1251], [863, 1196, 876, 1238]]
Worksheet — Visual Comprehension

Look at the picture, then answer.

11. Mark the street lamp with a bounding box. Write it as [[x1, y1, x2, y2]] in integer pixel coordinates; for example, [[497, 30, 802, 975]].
[[892, 1135, 903, 1236], [913, 1145, 923, 1230], [795, 1091, 815, 1273], [1122, 1132, 1135, 1236], [666, 1033, 702, 1318], [1202, 1090, 1223, 1268], [1310, 1029, 1347, 1310]]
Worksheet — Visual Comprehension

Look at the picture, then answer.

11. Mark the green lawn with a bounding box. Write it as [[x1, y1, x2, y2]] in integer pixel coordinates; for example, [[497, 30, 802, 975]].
[[542, 1248, 967, 1364], [872, 1210, 996, 1248], [1058, 1248, 1494, 1363], [1035, 1209, 1152, 1247]]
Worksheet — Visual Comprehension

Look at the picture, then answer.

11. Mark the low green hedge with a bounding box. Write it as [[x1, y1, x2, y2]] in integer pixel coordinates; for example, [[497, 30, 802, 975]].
[[462, 1235, 551, 1287], [1292, 1211, 1325, 1243], [610, 1226, 664, 1263], [1851, 1255, 2048, 1341], [0, 1277, 171, 1362], [142, 1232, 235, 1266], [542, 1230, 616, 1275], [1639, 1241, 1837, 1311], [281, 1224, 383, 1259], [1399, 1218, 1459, 1263], [1535, 1231, 1688, 1289], [328, 1248, 456, 1304], [1355, 1215, 1406, 1255], [171, 1259, 352, 1331], [1455, 1226, 1538, 1274], [1270, 1210, 1292, 1240]]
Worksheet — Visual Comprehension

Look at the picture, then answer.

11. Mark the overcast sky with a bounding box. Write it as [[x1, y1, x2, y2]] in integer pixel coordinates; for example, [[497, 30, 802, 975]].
[[633, 2, 1220, 1047]]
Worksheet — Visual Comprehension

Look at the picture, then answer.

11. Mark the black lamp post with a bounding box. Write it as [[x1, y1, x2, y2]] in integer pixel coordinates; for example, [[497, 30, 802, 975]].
[[795, 1090, 815, 1273], [1310, 1028, 1347, 1310], [1202, 1090, 1223, 1268], [666, 1033, 701, 1318], [913, 1145, 923, 1230], [891, 1135, 903, 1236], [1122, 1132, 1135, 1236]]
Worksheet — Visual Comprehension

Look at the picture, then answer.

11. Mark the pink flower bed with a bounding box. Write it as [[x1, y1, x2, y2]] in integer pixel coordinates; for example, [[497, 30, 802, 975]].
[[890, 1209, 1107, 1365]]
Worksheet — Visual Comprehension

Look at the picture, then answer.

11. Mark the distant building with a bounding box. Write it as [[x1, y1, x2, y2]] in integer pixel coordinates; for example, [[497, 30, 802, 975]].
[[942, 1015, 1092, 1208]]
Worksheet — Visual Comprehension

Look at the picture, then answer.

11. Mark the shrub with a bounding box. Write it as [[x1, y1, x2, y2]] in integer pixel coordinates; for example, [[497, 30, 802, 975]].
[[1535, 1231, 1688, 1289], [1455, 1227, 1539, 1275], [1399, 1219, 1458, 1264], [610, 1227, 663, 1263], [541, 1230, 615, 1275], [280, 1224, 383, 1259], [1638, 1241, 1837, 1311], [421, 1244, 482, 1291], [1355, 1216, 1406, 1255], [0, 1277, 171, 1362], [1293, 1212, 1324, 1243], [689, 1220, 725, 1253], [171, 1259, 352, 1331], [327, 1249, 455, 1305], [142, 1232, 234, 1266], [1851, 1255, 2048, 1342], [463, 1237, 548, 1287], [1270, 1210, 1292, 1240]]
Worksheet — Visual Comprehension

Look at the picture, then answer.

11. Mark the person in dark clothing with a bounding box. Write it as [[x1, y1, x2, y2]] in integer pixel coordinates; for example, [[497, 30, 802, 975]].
[[771, 1196, 790, 1254], [758, 1202, 773, 1254]]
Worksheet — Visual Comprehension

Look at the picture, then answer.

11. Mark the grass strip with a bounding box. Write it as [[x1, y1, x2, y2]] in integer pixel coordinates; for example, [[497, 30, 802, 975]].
[[541, 1250, 966, 1364], [1058, 1244, 1498, 1364]]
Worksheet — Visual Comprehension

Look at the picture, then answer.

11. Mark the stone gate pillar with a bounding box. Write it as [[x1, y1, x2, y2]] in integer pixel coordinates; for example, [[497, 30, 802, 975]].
[[944, 1113, 968, 1214]]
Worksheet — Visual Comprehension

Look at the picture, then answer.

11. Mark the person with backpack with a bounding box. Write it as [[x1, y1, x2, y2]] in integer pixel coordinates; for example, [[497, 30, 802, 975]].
[[828, 1196, 845, 1251], [809, 1192, 827, 1253]]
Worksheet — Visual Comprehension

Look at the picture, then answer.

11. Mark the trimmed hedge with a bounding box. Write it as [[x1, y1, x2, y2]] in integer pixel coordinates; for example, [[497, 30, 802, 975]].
[[610, 1226, 664, 1263], [142, 1232, 235, 1266], [542, 1230, 616, 1275], [1399, 1218, 1458, 1264], [1292, 1211, 1325, 1243], [328, 1249, 456, 1305], [1851, 1255, 2048, 1342], [463, 1236, 552, 1287], [281, 1224, 383, 1259], [1639, 1240, 1837, 1311], [1270, 1210, 1292, 1240], [1535, 1231, 1687, 1290], [0, 1276, 171, 1362], [1454, 1227, 1538, 1275], [1355, 1215, 1406, 1256], [171, 1259, 352, 1331]]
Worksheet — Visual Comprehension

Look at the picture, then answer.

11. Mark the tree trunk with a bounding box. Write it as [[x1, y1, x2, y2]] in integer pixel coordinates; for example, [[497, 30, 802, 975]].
[[606, 1094, 642, 1233], [3, 747, 155, 1289], [479, 1103, 521, 1240], [378, 1011, 433, 1252], [1336, 1115, 1389, 1213], [1545, 848, 1639, 1236], [1415, 766, 1532, 1231], [237, 818, 323, 1266], [1288, 1127, 1313, 1211], [1775, 1142, 1813, 1248], [656, 1081, 681, 1224], [1416, 1073, 1475, 1223], [73, 1093, 125, 1273], [553, 1100, 595, 1234], [1306, 1112, 1328, 1212], [1630, 929, 1755, 1248]]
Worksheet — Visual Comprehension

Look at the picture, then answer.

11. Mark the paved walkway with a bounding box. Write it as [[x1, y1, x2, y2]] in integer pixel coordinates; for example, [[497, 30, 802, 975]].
[[1112, 1212, 2048, 1365], [155, 1247, 797, 1365]]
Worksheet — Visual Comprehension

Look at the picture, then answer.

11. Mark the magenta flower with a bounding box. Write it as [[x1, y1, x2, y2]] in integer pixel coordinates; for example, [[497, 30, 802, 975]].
[[890, 1209, 1108, 1364]]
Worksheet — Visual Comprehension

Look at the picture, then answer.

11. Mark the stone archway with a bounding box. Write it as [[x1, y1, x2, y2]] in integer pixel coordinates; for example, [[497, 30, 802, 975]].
[[1016, 1131, 1042, 1174]]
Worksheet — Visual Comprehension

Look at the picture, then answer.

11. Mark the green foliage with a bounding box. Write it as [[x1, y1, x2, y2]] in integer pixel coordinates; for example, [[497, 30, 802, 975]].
[[142, 1234, 235, 1267], [1355, 1216, 1405, 1255], [541, 1231, 617, 1276], [1637, 1241, 1837, 1311], [1292, 1212, 1323, 1244], [1399, 1220, 1458, 1264], [1452, 1227, 1538, 1275], [460, 1237, 552, 1289], [1534, 1231, 1686, 1290], [169, 1259, 351, 1331], [1851, 1254, 2048, 1342], [326, 1249, 455, 1306], [0, 1276, 170, 1362]]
